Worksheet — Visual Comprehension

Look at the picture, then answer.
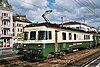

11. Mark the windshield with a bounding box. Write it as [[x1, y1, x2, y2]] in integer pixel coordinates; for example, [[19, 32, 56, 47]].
[[38, 31, 47, 40], [30, 31, 36, 40]]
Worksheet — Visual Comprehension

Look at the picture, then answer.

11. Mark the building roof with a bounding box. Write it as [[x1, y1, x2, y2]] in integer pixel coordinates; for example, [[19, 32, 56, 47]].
[[13, 14, 32, 23], [0, 0, 12, 8], [63, 21, 90, 27], [25, 22, 60, 28]]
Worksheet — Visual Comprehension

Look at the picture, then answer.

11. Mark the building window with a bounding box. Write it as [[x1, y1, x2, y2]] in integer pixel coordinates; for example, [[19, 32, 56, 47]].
[[2, 13, 8, 17], [13, 23, 14, 27], [19, 34, 22, 37], [4, 30, 6, 35], [2, 30, 3, 34], [17, 24, 19, 26], [2, 13, 3, 16], [62, 32, 66, 40], [4, 13, 6, 16], [4, 21, 7, 25], [2, 20, 3, 25], [0, 38, 3, 47], [18, 28, 19, 32], [7, 39, 9, 42], [13, 28, 14, 32], [20, 29, 22, 32], [13, 33, 14, 36], [69, 33, 72, 40], [4, 39, 6, 42]]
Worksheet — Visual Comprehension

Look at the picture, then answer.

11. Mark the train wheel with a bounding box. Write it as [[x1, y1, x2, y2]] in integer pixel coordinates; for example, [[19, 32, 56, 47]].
[[59, 52, 66, 59], [60, 52, 66, 56], [47, 54, 53, 59]]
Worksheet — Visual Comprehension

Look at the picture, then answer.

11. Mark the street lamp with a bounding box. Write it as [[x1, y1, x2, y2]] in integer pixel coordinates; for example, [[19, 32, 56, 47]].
[[42, 10, 53, 23]]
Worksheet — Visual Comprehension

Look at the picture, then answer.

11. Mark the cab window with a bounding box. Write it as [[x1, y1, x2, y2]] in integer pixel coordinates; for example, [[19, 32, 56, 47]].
[[24, 32, 28, 40]]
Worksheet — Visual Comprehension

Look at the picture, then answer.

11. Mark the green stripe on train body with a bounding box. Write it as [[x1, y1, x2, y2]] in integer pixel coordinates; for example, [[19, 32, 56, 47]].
[[23, 41, 94, 58]]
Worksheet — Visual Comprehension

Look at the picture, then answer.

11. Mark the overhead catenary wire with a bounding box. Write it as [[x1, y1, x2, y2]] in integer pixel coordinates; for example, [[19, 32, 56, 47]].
[[9, 0, 45, 11], [89, 0, 99, 9], [9, 0, 47, 22], [74, 0, 98, 18], [9, 0, 100, 23], [21, 0, 44, 9], [55, 3, 76, 20], [85, 0, 100, 17]]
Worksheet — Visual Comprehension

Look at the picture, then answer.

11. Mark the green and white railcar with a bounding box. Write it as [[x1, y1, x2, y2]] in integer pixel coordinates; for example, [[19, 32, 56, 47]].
[[22, 23, 97, 59]]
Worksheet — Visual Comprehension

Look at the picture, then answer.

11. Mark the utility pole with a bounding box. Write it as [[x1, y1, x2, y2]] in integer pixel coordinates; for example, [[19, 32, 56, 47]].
[[61, 17, 63, 27], [83, 15, 86, 24]]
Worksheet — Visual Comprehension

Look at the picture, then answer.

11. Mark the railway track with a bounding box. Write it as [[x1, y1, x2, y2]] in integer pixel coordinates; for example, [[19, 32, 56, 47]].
[[1, 47, 100, 67], [48, 47, 100, 67], [65, 47, 100, 67]]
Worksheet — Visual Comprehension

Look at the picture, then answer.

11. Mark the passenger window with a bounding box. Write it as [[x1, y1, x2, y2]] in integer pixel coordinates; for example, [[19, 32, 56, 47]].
[[38, 31, 47, 40], [84, 35, 90, 40], [74, 34, 76, 40], [24, 32, 28, 40], [48, 31, 52, 39], [62, 32, 66, 40], [38, 31, 52, 40], [69, 33, 72, 40], [30, 31, 36, 40]]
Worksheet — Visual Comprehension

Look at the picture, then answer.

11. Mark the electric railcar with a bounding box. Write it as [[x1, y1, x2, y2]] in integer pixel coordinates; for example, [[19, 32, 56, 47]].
[[22, 23, 100, 60]]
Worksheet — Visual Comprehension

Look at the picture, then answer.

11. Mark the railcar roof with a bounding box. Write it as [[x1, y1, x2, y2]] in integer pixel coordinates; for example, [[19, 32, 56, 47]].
[[24, 22, 97, 33], [25, 22, 60, 28]]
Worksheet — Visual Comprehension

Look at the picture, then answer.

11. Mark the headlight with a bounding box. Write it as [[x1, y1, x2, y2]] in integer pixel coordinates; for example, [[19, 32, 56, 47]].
[[24, 45, 26, 47], [38, 45, 41, 47], [38, 50, 41, 52], [24, 50, 27, 51]]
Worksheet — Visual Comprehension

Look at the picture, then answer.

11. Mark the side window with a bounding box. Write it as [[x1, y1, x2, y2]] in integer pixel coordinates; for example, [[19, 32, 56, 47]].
[[38, 31, 52, 40], [48, 31, 52, 39], [38, 31, 47, 40], [86, 35, 90, 39], [62, 32, 66, 40], [30, 31, 36, 40], [84, 35, 85, 40], [74, 34, 76, 40], [84, 35, 90, 40], [24, 32, 28, 40], [69, 33, 72, 40]]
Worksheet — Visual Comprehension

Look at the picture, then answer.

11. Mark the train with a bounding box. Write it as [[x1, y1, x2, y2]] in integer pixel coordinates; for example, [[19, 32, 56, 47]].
[[21, 22, 100, 60]]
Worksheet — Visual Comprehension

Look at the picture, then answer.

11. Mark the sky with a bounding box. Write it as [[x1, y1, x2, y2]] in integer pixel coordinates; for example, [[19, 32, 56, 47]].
[[8, 0, 100, 28]]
